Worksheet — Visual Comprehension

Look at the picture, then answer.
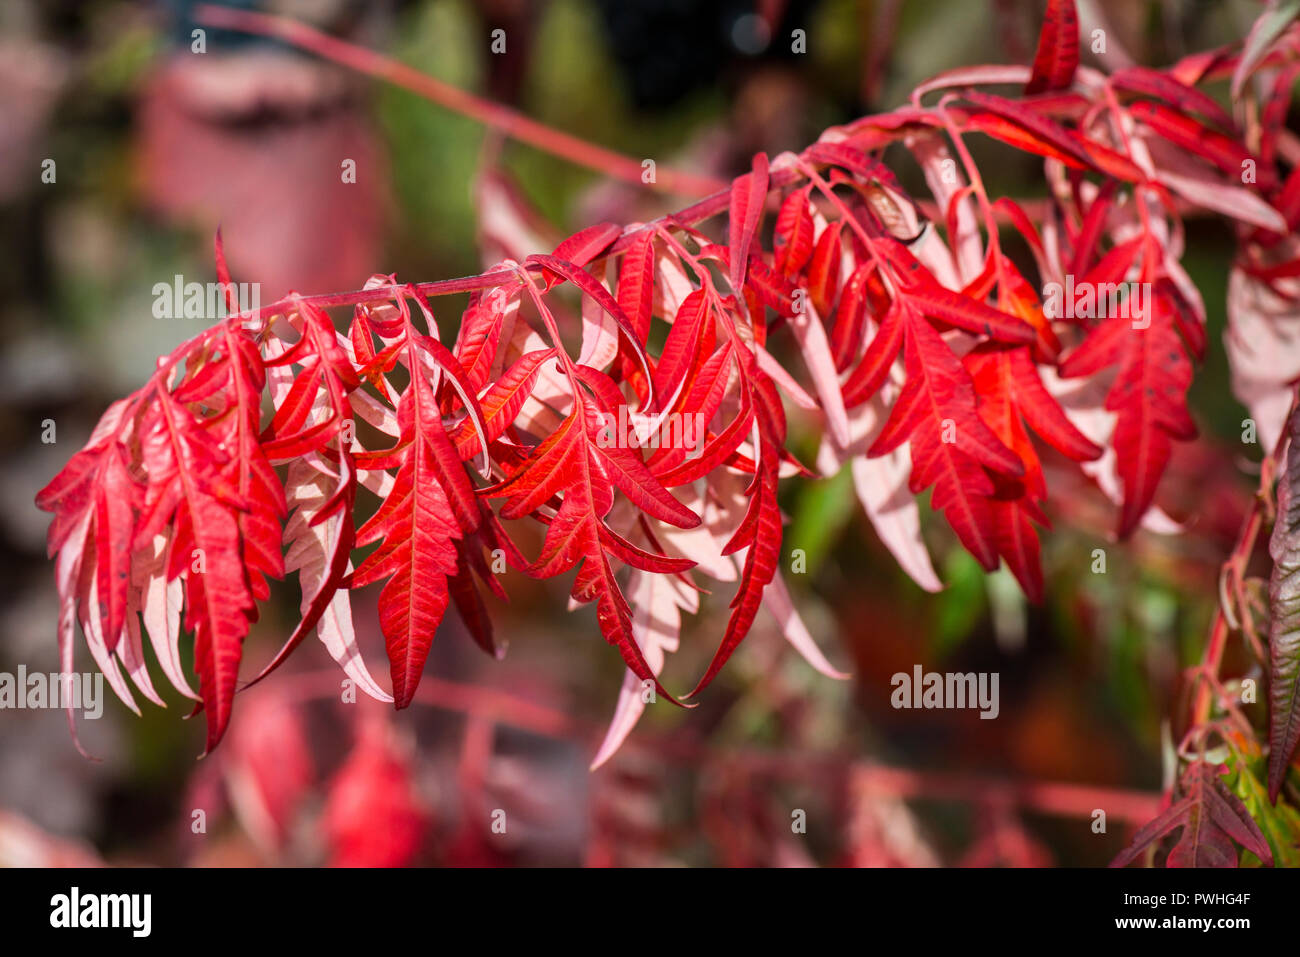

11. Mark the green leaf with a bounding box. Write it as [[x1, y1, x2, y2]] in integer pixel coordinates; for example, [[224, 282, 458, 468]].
[[1229, 755, 1300, 867]]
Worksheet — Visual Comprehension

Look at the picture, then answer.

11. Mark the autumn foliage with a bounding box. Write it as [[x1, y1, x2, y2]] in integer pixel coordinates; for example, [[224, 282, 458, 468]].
[[34, 0, 1300, 866]]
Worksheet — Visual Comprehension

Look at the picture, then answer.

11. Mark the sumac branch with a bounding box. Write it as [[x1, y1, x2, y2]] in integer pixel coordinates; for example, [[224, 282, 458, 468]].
[[35, 0, 1300, 866]]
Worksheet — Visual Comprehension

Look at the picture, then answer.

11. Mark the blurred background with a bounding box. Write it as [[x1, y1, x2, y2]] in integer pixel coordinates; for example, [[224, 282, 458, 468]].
[[0, 0, 1279, 866]]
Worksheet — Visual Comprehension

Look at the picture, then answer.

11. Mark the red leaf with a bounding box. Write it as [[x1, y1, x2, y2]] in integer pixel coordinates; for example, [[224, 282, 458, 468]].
[[225, 692, 314, 848], [453, 349, 555, 459], [806, 221, 843, 320], [652, 289, 716, 405], [1110, 66, 1235, 131], [550, 221, 621, 274], [496, 380, 699, 702], [350, 342, 479, 708], [454, 285, 516, 393], [615, 231, 656, 401], [1129, 101, 1260, 186], [773, 187, 814, 276], [221, 330, 288, 603], [728, 152, 770, 299], [804, 142, 904, 191], [1025, 0, 1079, 95], [965, 344, 1100, 599], [913, 283, 1037, 344], [324, 720, 428, 867], [156, 390, 262, 752], [1111, 762, 1273, 868], [212, 227, 240, 316], [689, 388, 784, 697], [1059, 278, 1196, 537], [860, 300, 1024, 568], [91, 446, 140, 653], [875, 236, 1036, 345], [829, 262, 878, 372], [961, 92, 1096, 170]]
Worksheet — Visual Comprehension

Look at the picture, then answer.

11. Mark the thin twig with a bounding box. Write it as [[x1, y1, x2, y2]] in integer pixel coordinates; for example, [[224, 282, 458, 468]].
[[192, 4, 728, 199], [1191, 393, 1296, 728]]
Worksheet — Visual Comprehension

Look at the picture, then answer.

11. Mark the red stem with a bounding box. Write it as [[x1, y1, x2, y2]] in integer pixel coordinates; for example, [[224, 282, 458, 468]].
[[1190, 420, 1288, 729], [191, 4, 728, 199]]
